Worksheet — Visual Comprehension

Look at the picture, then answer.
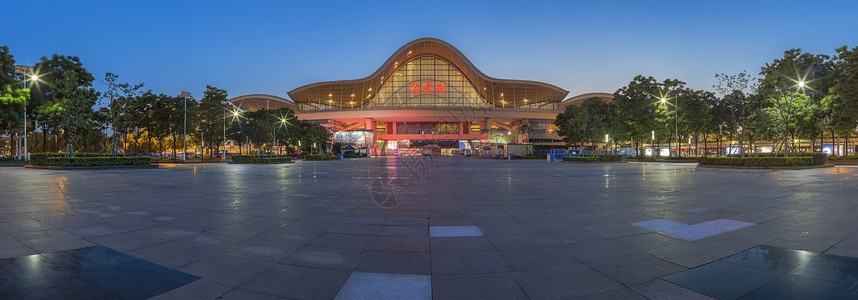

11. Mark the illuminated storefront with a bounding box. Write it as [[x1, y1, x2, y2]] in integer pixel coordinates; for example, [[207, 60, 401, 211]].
[[230, 38, 611, 155]]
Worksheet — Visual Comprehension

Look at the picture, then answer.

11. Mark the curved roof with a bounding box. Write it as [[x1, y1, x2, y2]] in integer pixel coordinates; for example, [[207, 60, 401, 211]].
[[230, 94, 296, 111], [288, 38, 569, 108], [560, 92, 614, 107]]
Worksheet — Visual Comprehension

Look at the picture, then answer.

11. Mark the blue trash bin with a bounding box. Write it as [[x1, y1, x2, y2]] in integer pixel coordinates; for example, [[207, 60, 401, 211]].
[[547, 152, 555, 161], [508, 154, 514, 160], [338, 153, 343, 160]]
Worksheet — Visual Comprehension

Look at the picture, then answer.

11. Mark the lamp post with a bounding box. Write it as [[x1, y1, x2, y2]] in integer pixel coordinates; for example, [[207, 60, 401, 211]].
[[179, 91, 191, 160], [23, 75, 36, 160], [660, 97, 668, 157]]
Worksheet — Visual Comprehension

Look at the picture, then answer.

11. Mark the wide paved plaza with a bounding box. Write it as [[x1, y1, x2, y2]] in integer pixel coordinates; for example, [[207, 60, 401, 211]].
[[1, 157, 858, 299]]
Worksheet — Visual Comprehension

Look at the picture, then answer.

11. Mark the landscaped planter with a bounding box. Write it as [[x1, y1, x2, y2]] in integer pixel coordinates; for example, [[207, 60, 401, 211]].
[[698, 153, 827, 169], [26, 154, 156, 170], [229, 156, 293, 164], [562, 155, 624, 163], [303, 155, 337, 161]]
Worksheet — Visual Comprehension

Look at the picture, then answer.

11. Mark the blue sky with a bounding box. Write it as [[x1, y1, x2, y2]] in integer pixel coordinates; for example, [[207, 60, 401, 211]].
[[3, 0, 856, 100]]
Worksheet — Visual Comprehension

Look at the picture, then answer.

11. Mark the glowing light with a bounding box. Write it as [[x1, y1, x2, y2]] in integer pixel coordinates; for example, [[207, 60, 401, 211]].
[[798, 81, 805, 87], [328, 94, 332, 97], [233, 111, 239, 117], [31, 75, 38, 80], [660, 98, 666, 103]]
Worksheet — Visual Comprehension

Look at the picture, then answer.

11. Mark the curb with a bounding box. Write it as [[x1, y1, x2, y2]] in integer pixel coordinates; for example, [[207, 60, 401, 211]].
[[24, 165, 159, 170]]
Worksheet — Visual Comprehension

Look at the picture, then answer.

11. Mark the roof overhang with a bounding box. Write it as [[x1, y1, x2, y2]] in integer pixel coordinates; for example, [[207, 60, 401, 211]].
[[288, 38, 569, 108], [229, 94, 296, 111]]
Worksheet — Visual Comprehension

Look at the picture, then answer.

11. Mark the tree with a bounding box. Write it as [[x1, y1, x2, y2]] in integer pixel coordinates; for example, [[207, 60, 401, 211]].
[[827, 46, 858, 150], [752, 91, 818, 154], [198, 86, 229, 158], [758, 49, 834, 151], [37, 70, 98, 154], [613, 75, 662, 155], [554, 97, 617, 155], [0, 46, 30, 157], [243, 109, 274, 157], [101, 73, 143, 155]]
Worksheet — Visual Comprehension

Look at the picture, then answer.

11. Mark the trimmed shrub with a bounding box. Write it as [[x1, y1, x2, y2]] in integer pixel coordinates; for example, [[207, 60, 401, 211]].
[[303, 155, 336, 161], [231, 155, 292, 163], [699, 156, 822, 167], [829, 155, 858, 161], [42, 157, 152, 166], [562, 155, 623, 162], [513, 154, 547, 160], [342, 154, 365, 159]]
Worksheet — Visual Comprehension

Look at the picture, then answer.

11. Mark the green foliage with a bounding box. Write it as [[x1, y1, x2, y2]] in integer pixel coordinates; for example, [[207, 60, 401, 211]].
[[699, 156, 824, 167], [828, 46, 858, 136], [828, 155, 858, 161], [342, 154, 365, 158], [231, 155, 291, 163], [562, 155, 623, 162], [42, 157, 151, 166], [555, 97, 617, 148], [303, 155, 335, 160], [197, 85, 230, 157], [513, 154, 547, 159]]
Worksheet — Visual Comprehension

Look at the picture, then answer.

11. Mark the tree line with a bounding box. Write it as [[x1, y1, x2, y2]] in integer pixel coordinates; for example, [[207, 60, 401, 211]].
[[0, 45, 330, 158], [555, 46, 858, 157]]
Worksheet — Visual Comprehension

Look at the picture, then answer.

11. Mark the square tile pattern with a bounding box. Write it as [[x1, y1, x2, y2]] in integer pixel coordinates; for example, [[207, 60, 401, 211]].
[[632, 218, 756, 241], [664, 245, 858, 299], [334, 272, 431, 300], [0, 246, 198, 299], [429, 225, 484, 237]]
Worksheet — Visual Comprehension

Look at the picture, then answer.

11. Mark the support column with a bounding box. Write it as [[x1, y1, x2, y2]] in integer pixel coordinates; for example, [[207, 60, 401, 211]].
[[366, 118, 376, 156]]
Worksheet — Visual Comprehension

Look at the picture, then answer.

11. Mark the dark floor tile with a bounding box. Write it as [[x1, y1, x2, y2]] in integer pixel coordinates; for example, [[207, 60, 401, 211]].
[[486, 234, 549, 250], [431, 250, 510, 274], [589, 252, 686, 286], [432, 273, 528, 300], [514, 264, 625, 299], [239, 264, 350, 299], [375, 225, 428, 236], [740, 274, 858, 299], [664, 261, 781, 300], [0, 274, 122, 300], [38, 246, 198, 299], [722, 245, 818, 273], [356, 251, 430, 275], [307, 233, 371, 250], [430, 236, 495, 252], [499, 247, 577, 270], [365, 236, 429, 252], [789, 253, 858, 284], [326, 223, 379, 235], [280, 246, 361, 270]]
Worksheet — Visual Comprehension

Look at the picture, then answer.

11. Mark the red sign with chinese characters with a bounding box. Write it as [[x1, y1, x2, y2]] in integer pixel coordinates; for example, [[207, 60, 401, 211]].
[[409, 82, 447, 93]]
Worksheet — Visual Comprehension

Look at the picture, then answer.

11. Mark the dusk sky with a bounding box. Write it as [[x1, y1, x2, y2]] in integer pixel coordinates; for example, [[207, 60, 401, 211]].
[[4, 0, 857, 101]]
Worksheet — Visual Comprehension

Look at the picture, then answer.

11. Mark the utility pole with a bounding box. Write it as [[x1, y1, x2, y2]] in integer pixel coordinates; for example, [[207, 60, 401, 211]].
[[180, 91, 191, 160]]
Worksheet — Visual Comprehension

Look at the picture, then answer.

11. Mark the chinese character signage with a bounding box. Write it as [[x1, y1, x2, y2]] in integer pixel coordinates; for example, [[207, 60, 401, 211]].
[[409, 82, 448, 93]]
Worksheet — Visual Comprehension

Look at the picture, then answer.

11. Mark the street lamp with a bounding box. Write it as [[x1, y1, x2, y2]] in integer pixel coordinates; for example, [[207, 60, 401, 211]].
[[179, 91, 191, 160]]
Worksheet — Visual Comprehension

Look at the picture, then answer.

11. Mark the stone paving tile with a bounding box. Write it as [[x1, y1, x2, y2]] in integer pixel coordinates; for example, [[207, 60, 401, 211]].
[[499, 246, 578, 270], [365, 236, 430, 252], [280, 245, 362, 271], [429, 225, 484, 237], [177, 253, 277, 287], [431, 250, 510, 274], [513, 264, 625, 299], [429, 236, 495, 252], [631, 279, 716, 300], [4, 159, 858, 299], [432, 273, 528, 300], [150, 279, 232, 300], [356, 250, 431, 275], [577, 288, 648, 300], [334, 272, 431, 300]]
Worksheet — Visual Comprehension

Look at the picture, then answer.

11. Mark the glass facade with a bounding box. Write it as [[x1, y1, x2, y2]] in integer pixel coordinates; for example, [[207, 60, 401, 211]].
[[395, 123, 460, 134], [371, 56, 488, 108]]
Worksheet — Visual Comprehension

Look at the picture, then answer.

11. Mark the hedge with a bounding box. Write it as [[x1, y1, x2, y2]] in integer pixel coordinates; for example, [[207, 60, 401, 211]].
[[303, 155, 336, 160], [562, 155, 624, 162], [231, 155, 292, 163], [30, 153, 109, 166], [343, 154, 365, 158], [42, 157, 152, 166], [699, 156, 824, 167], [828, 155, 858, 161], [513, 155, 548, 160]]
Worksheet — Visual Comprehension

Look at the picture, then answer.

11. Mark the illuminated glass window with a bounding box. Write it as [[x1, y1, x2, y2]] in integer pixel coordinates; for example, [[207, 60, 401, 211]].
[[371, 56, 488, 108]]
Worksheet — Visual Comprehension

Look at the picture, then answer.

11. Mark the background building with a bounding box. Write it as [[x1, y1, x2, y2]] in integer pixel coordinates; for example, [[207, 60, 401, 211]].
[[231, 38, 611, 156]]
